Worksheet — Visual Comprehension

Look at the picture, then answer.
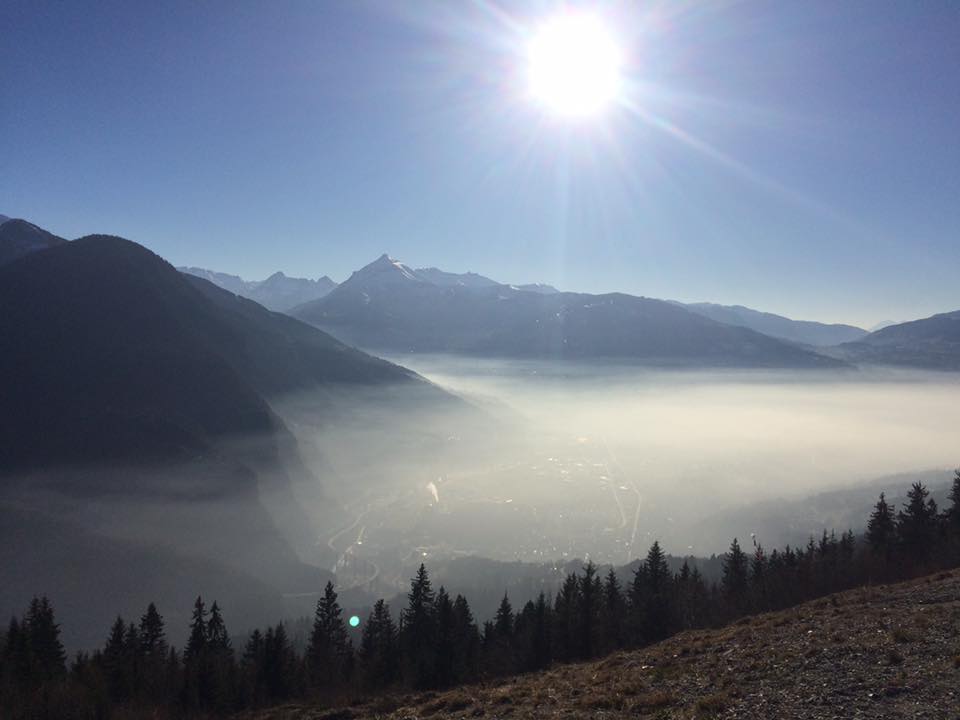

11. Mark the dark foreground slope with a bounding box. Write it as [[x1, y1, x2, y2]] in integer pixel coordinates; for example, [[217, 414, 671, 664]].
[[259, 569, 960, 719], [0, 228, 451, 648], [0, 217, 67, 266]]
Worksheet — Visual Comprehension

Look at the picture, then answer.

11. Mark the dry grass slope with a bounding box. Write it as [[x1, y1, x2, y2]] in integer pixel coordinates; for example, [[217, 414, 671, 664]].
[[246, 569, 960, 720]]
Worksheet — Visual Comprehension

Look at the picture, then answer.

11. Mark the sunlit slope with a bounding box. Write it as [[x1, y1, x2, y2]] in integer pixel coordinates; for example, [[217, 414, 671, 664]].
[[293, 255, 846, 368], [269, 569, 960, 719], [677, 301, 868, 346]]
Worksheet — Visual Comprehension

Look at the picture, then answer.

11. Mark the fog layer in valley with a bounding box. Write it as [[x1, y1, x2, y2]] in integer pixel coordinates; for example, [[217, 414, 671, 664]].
[[277, 358, 960, 602]]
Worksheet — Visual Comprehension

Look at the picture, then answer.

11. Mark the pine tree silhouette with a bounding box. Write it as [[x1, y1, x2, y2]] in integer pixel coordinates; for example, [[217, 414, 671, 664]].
[[898, 482, 938, 562], [402, 564, 438, 689]]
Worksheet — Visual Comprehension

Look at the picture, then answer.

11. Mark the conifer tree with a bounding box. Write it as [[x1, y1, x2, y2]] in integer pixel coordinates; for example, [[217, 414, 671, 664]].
[[530, 591, 552, 670], [434, 587, 456, 687], [401, 564, 437, 689], [943, 469, 960, 537], [627, 561, 648, 645], [867, 493, 897, 560], [360, 599, 399, 689], [139, 602, 167, 658], [207, 602, 231, 653], [185, 596, 207, 662], [578, 561, 601, 658], [307, 581, 353, 689], [897, 482, 938, 562], [600, 567, 625, 652], [749, 544, 768, 611], [643, 541, 673, 641], [103, 615, 130, 701], [22, 596, 66, 688], [263, 623, 296, 702], [451, 594, 479, 682], [553, 573, 580, 662], [722, 538, 749, 615]]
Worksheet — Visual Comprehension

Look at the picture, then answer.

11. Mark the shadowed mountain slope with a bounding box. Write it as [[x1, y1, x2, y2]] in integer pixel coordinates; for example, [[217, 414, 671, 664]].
[[0, 235, 434, 474], [676, 301, 868, 346], [834, 310, 960, 369], [0, 217, 67, 266]]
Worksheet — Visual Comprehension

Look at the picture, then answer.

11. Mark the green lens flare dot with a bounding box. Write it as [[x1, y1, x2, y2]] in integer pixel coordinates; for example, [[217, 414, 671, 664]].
[[349, 615, 360, 628]]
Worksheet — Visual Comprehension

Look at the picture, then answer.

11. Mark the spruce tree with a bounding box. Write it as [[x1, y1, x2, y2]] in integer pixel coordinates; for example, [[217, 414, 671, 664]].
[[627, 562, 648, 645], [139, 603, 167, 658], [722, 538, 749, 616], [553, 573, 580, 662], [451, 594, 479, 682], [307, 581, 352, 689], [867, 493, 897, 560], [897, 482, 938, 562], [24, 596, 65, 684], [207, 602, 231, 653], [643, 542, 673, 642], [185, 596, 207, 662], [434, 587, 456, 687], [360, 601, 392, 689], [401, 564, 437, 689], [944, 469, 960, 536], [578, 561, 601, 658], [103, 615, 130, 701], [600, 567, 625, 651], [749, 544, 768, 611]]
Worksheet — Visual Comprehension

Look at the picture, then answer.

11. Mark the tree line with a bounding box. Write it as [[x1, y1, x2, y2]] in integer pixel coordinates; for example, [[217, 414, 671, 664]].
[[3, 472, 960, 718]]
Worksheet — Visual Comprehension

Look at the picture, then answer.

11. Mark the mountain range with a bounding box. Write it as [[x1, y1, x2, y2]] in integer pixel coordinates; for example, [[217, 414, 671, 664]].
[[833, 310, 960, 370], [178, 266, 338, 311], [183, 255, 960, 369], [671, 301, 868, 347], [290, 255, 846, 368]]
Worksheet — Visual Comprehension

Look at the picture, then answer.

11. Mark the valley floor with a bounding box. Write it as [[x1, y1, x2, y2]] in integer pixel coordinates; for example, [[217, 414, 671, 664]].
[[247, 569, 960, 719]]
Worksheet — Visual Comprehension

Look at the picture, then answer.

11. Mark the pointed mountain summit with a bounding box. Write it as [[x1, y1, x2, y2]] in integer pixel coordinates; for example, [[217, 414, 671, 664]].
[[178, 266, 338, 311], [346, 253, 425, 286], [293, 255, 847, 368]]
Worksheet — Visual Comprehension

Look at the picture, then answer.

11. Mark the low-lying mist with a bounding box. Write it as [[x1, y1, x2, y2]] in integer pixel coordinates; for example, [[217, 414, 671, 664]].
[[275, 358, 960, 599]]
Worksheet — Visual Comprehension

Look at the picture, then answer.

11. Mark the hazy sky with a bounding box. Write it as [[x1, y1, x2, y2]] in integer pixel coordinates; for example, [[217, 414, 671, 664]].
[[3, 1, 958, 327]]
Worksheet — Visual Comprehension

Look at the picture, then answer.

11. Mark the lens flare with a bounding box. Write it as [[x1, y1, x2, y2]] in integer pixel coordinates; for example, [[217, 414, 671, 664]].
[[527, 13, 622, 118]]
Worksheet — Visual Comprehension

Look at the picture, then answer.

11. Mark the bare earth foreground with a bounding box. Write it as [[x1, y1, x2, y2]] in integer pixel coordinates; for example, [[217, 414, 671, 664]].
[[248, 570, 960, 720]]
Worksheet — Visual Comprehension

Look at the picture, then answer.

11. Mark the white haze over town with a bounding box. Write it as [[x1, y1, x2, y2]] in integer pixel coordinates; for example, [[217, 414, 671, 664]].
[[274, 358, 960, 596]]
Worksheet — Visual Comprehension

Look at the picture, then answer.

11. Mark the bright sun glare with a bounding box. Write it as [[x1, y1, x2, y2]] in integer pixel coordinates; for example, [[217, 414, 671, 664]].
[[527, 13, 623, 119]]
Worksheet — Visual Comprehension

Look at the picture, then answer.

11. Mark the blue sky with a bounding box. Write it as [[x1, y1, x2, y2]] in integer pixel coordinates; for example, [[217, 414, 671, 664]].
[[2, 0, 958, 327]]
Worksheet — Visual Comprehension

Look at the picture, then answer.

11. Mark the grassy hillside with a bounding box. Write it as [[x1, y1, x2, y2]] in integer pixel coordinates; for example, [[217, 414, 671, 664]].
[[253, 569, 960, 719]]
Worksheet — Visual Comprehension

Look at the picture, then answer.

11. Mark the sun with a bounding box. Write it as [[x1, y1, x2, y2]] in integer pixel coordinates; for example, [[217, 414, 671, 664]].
[[527, 13, 623, 119]]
